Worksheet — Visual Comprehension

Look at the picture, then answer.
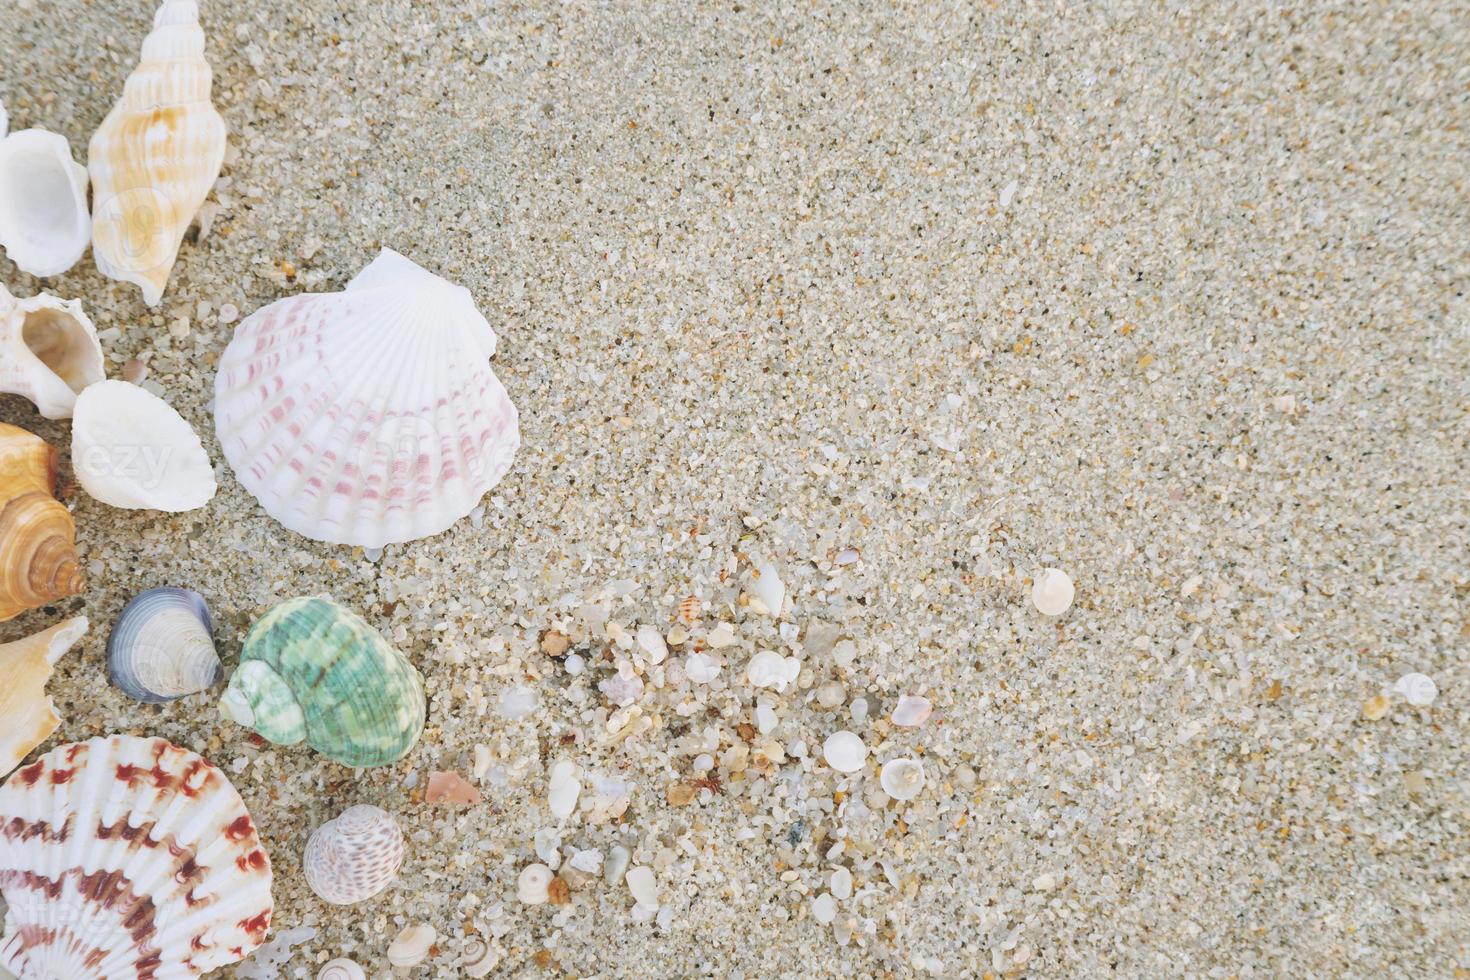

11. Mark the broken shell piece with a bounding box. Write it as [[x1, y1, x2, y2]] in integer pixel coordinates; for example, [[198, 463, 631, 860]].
[[106, 587, 221, 703], [891, 694, 933, 728], [1031, 568, 1075, 616], [749, 560, 785, 616], [747, 650, 800, 691], [547, 760, 581, 820], [0, 616, 88, 777], [0, 286, 104, 419], [426, 770, 482, 805], [823, 731, 868, 773], [684, 652, 721, 684], [518, 863, 553, 904], [0, 129, 90, 278], [0, 424, 85, 620], [1393, 672, 1437, 707], [72, 380, 216, 511], [636, 625, 668, 664], [386, 924, 435, 969], [879, 757, 926, 801], [304, 804, 405, 905], [625, 866, 658, 908], [317, 959, 367, 980]]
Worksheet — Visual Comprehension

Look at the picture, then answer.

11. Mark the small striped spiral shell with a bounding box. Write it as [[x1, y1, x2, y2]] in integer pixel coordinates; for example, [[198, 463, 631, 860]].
[[303, 804, 404, 905], [317, 958, 366, 980]]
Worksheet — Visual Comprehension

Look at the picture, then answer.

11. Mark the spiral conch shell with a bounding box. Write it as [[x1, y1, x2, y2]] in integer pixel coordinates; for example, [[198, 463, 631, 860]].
[[0, 616, 87, 778], [88, 0, 226, 306], [304, 804, 405, 905], [0, 735, 274, 978], [0, 284, 104, 419], [0, 424, 85, 621]]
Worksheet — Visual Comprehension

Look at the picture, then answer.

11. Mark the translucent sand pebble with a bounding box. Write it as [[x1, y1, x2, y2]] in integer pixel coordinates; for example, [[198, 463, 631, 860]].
[[626, 866, 659, 908], [605, 844, 630, 884], [830, 867, 853, 900], [548, 760, 582, 819], [1031, 568, 1075, 616], [823, 731, 868, 773], [518, 863, 553, 904], [879, 758, 926, 801], [891, 694, 932, 728], [812, 893, 837, 924], [1393, 672, 1437, 707]]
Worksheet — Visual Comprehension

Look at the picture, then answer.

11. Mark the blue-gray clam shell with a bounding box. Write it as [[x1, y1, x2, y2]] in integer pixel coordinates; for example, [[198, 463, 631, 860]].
[[106, 587, 221, 703]]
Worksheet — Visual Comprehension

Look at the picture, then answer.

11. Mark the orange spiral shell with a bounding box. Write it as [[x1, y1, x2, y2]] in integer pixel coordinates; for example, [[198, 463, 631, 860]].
[[0, 423, 84, 621]]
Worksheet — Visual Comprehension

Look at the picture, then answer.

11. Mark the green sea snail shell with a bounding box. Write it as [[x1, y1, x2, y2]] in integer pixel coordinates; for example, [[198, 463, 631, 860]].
[[219, 597, 425, 767]]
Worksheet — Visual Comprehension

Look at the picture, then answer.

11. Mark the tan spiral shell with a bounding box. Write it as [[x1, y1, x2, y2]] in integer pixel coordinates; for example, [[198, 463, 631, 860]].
[[0, 424, 84, 621], [88, 0, 226, 306]]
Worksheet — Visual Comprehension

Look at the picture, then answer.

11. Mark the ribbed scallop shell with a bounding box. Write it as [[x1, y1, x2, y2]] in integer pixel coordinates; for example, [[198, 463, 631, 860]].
[[0, 285, 105, 419], [213, 248, 520, 548], [303, 804, 405, 905], [0, 735, 273, 978], [0, 424, 84, 621], [0, 617, 87, 778], [218, 597, 426, 768], [107, 587, 221, 703], [88, 0, 226, 307], [0, 128, 91, 278]]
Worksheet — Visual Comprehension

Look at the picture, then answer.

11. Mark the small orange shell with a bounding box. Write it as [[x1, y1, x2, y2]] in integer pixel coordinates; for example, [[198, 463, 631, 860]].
[[0, 424, 84, 621]]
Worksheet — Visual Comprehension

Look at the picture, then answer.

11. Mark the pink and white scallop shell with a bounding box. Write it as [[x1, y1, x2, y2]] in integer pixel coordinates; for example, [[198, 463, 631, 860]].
[[213, 248, 520, 548], [302, 804, 404, 905], [0, 734, 274, 979]]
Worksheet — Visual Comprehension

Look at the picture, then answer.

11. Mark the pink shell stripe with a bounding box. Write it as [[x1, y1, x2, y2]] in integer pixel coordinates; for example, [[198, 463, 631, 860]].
[[0, 736, 273, 979], [214, 264, 520, 547]]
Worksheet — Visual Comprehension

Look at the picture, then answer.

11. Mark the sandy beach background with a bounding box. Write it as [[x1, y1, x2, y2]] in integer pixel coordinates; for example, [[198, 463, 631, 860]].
[[0, 0, 1466, 976]]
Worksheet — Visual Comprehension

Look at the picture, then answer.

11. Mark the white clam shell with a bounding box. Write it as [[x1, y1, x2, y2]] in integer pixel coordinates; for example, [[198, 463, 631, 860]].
[[214, 248, 520, 547], [0, 129, 90, 278], [386, 925, 435, 969], [0, 735, 273, 978], [107, 587, 221, 703], [317, 958, 367, 980], [72, 379, 216, 511], [1031, 567, 1075, 616], [823, 730, 868, 773], [89, 0, 226, 306], [879, 757, 926, 801], [0, 284, 103, 419], [891, 694, 933, 728], [303, 804, 405, 905], [747, 650, 799, 691]]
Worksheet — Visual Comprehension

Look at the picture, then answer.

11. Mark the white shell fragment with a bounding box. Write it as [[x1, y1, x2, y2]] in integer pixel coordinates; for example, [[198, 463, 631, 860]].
[[636, 625, 668, 664], [318, 959, 367, 980], [684, 652, 721, 684], [891, 694, 933, 728], [214, 248, 520, 547], [548, 760, 582, 820], [879, 757, 926, 801], [1393, 672, 1438, 707], [107, 587, 220, 703], [518, 863, 554, 904], [89, 0, 227, 306], [823, 731, 868, 773], [625, 866, 659, 908], [0, 129, 91, 278], [0, 284, 104, 419], [304, 804, 405, 906], [747, 650, 800, 691], [1031, 567, 1075, 616], [386, 924, 436, 969], [72, 380, 217, 510], [812, 892, 837, 924], [750, 560, 785, 616]]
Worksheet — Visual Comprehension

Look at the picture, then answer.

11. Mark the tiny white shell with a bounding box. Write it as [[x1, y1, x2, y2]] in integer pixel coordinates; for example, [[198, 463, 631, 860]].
[[684, 652, 721, 684], [303, 804, 405, 905], [625, 866, 658, 908], [636, 625, 668, 664], [72, 380, 216, 511], [460, 940, 498, 978], [547, 760, 581, 820], [747, 650, 799, 691], [749, 560, 785, 616], [891, 694, 933, 728], [518, 863, 553, 904], [823, 731, 868, 773], [1393, 672, 1437, 707], [0, 128, 90, 278], [386, 924, 435, 968], [879, 757, 926, 801], [317, 958, 367, 980], [1031, 567, 1075, 616]]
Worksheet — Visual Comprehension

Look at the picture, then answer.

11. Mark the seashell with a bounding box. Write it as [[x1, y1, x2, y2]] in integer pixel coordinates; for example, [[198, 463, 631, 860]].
[[219, 597, 426, 767], [213, 248, 520, 548], [547, 760, 581, 819], [890, 694, 933, 728], [303, 804, 404, 905], [517, 863, 553, 904], [749, 559, 785, 617], [0, 617, 87, 777], [0, 285, 104, 419], [106, 586, 221, 702], [879, 757, 926, 802], [318, 959, 367, 980], [0, 425, 84, 620], [235, 927, 316, 980], [88, 0, 227, 307], [426, 770, 481, 805], [1031, 567, 1075, 616], [0, 734, 273, 977], [386, 924, 435, 969], [459, 939, 498, 978], [747, 649, 799, 691], [822, 730, 868, 773], [0, 129, 90, 278], [72, 379, 216, 511]]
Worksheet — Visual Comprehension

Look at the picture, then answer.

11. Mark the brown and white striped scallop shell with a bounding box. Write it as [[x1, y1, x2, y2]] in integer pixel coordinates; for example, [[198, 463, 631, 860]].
[[0, 734, 274, 978], [303, 804, 404, 905]]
